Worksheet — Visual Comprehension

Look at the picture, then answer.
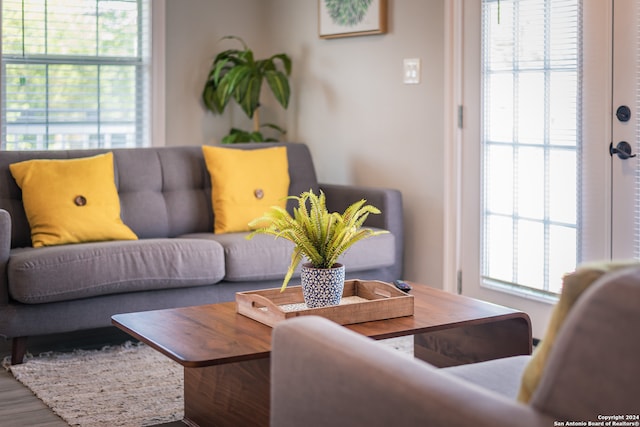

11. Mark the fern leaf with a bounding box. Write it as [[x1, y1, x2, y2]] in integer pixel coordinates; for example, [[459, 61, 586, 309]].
[[281, 247, 304, 291], [246, 189, 387, 291]]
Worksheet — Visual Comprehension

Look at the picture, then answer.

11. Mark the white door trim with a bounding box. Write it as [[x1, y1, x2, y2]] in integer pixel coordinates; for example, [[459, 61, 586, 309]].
[[442, 0, 464, 294]]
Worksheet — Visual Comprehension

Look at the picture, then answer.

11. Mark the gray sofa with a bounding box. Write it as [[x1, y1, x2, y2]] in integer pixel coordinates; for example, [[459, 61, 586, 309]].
[[270, 266, 640, 427], [0, 142, 403, 364]]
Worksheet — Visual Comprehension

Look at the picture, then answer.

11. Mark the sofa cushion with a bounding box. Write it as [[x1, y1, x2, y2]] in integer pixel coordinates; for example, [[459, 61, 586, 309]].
[[8, 152, 137, 247], [181, 229, 395, 282], [443, 355, 531, 399], [202, 145, 290, 234], [7, 239, 225, 304]]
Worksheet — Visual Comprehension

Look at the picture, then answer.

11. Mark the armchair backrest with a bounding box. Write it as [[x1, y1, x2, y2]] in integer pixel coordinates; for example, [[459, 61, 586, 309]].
[[531, 267, 640, 420]]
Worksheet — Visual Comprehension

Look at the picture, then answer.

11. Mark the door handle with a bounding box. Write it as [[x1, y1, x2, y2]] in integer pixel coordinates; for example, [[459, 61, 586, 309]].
[[610, 141, 637, 160]]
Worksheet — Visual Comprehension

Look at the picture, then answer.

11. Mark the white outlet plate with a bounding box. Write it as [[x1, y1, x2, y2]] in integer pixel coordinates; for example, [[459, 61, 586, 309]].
[[403, 58, 421, 84]]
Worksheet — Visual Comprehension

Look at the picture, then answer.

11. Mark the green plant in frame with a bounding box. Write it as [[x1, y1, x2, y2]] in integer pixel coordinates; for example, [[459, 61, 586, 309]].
[[325, 0, 373, 26], [202, 36, 291, 143], [247, 189, 388, 291]]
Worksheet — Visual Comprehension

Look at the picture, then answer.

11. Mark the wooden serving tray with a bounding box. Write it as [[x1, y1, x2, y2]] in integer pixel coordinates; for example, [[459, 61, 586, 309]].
[[235, 279, 414, 327]]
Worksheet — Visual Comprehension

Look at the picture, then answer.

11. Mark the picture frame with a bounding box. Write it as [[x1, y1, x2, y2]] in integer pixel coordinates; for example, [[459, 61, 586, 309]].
[[318, 0, 387, 39]]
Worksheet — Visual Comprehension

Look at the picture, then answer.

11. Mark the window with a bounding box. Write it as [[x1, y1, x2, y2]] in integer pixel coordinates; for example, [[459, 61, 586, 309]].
[[1, 0, 153, 150], [481, 0, 580, 295]]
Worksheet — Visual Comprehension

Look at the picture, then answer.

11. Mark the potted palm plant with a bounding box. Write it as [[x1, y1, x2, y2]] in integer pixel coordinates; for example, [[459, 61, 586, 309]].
[[202, 36, 292, 143], [248, 189, 388, 308]]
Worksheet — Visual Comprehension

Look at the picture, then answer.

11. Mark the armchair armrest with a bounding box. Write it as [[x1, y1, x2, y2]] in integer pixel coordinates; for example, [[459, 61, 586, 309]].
[[271, 316, 554, 427], [0, 209, 11, 305], [319, 183, 403, 278]]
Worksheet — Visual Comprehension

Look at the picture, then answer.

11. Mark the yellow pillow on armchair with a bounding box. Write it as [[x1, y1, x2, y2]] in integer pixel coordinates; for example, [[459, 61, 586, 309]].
[[517, 259, 640, 403], [202, 145, 290, 234], [9, 152, 138, 247]]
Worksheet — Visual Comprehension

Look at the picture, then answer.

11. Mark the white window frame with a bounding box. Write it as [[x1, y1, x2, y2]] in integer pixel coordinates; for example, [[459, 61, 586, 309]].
[[0, 0, 165, 149]]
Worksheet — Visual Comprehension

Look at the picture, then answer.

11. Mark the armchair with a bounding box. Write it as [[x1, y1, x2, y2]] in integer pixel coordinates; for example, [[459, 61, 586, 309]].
[[271, 266, 640, 427]]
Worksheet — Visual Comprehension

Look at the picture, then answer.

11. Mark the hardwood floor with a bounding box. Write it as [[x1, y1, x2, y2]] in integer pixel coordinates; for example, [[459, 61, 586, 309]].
[[0, 327, 185, 426], [0, 369, 66, 426]]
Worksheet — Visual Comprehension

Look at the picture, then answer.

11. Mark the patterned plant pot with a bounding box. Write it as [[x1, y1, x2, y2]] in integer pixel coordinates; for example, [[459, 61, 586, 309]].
[[300, 263, 346, 308]]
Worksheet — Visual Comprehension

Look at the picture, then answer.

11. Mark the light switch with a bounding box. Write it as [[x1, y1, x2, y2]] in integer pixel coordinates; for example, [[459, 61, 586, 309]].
[[403, 58, 421, 84]]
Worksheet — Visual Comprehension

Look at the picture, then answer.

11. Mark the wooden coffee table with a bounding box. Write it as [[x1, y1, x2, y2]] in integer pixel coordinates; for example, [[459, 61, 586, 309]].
[[112, 282, 531, 427]]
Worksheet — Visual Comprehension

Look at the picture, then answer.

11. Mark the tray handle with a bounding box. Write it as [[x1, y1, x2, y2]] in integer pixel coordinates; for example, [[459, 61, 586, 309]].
[[356, 280, 406, 300], [236, 292, 283, 316]]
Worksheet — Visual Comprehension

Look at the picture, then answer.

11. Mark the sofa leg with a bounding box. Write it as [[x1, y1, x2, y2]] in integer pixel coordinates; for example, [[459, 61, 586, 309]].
[[11, 336, 27, 365]]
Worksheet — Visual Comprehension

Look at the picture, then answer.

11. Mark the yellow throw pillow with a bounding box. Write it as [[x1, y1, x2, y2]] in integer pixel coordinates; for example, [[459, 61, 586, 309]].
[[202, 145, 290, 234], [517, 259, 640, 403], [9, 152, 138, 247]]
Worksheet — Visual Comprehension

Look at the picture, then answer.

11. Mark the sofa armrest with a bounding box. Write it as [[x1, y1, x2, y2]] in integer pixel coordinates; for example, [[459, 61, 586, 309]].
[[0, 209, 11, 305], [319, 183, 403, 278], [271, 316, 554, 427]]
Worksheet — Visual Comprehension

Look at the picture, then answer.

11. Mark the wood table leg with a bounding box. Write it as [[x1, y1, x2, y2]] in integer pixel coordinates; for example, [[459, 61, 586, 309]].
[[183, 357, 270, 427], [11, 336, 27, 365], [414, 317, 532, 367]]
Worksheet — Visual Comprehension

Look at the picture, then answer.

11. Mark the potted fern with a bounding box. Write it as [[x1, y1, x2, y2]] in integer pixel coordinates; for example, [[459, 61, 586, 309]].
[[202, 36, 291, 143], [248, 189, 388, 308]]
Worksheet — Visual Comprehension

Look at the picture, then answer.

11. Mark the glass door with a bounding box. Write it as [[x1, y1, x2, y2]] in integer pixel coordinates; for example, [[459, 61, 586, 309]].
[[611, 0, 640, 259], [458, 0, 637, 337]]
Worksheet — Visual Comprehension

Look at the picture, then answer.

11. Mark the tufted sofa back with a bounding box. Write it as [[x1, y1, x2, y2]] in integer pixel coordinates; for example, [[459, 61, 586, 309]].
[[0, 143, 318, 248]]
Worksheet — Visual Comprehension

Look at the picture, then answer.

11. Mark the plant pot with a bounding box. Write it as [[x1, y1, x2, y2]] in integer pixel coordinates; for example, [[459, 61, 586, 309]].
[[300, 263, 346, 308]]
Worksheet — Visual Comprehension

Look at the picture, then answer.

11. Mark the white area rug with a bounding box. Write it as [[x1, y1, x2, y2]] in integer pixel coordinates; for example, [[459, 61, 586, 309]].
[[1, 336, 412, 427], [2, 341, 183, 427]]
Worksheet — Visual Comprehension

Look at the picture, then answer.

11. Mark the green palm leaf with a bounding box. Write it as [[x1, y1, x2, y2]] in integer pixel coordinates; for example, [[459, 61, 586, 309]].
[[265, 70, 290, 109], [236, 74, 262, 118], [268, 53, 292, 75], [216, 66, 252, 108]]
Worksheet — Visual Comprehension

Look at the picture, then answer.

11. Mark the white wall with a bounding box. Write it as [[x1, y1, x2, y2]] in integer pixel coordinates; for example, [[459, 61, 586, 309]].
[[165, 0, 269, 146], [165, 0, 447, 289], [268, 0, 446, 288]]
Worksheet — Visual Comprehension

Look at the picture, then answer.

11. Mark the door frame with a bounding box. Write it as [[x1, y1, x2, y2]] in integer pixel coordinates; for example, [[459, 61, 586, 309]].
[[442, 0, 465, 296]]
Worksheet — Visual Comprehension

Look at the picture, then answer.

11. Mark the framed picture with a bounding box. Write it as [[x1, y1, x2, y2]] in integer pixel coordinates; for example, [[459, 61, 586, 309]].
[[318, 0, 387, 39]]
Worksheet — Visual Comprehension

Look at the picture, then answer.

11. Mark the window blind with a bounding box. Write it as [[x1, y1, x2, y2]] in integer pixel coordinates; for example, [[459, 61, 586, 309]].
[[1, 0, 150, 150], [481, 0, 581, 295]]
